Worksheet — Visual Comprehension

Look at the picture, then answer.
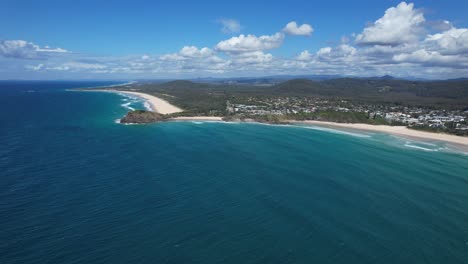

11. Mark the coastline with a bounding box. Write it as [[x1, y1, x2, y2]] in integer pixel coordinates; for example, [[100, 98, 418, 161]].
[[292, 120, 468, 148], [167, 117, 468, 148], [78, 87, 468, 148], [171, 116, 224, 121], [74, 81, 136, 90], [82, 89, 183, 115]]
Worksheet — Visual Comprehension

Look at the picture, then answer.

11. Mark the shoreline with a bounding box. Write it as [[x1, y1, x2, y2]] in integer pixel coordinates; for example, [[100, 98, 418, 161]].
[[77, 87, 468, 148], [291, 120, 468, 148], [166, 117, 468, 147], [74, 81, 136, 90], [171, 116, 224, 121], [80, 89, 183, 115]]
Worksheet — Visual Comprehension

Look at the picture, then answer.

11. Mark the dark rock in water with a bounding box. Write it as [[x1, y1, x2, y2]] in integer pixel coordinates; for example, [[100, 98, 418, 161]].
[[120, 110, 165, 124]]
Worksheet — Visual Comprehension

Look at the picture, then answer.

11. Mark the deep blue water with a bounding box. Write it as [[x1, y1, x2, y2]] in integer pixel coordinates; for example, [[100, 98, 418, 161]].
[[1, 81, 468, 264]]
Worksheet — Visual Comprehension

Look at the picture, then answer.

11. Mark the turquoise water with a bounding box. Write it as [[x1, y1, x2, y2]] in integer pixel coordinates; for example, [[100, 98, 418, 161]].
[[1, 81, 468, 263]]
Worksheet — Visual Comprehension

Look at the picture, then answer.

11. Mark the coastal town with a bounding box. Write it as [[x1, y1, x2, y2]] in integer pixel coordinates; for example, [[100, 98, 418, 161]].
[[226, 97, 468, 132], [93, 78, 468, 137]]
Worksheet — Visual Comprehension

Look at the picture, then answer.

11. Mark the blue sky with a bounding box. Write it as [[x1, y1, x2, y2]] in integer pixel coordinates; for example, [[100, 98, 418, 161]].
[[1, 0, 468, 79]]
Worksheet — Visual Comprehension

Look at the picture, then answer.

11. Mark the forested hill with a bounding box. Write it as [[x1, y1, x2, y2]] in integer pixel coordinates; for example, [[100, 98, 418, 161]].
[[272, 78, 468, 108], [125, 78, 468, 110], [274, 78, 468, 98]]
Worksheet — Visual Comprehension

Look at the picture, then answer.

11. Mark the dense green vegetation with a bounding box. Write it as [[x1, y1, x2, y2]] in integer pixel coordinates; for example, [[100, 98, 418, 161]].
[[286, 111, 389, 124], [133, 81, 229, 116], [77, 78, 468, 135], [274, 79, 468, 109], [122, 78, 468, 115], [107, 78, 468, 132], [120, 110, 166, 124], [223, 111, 390, 125]]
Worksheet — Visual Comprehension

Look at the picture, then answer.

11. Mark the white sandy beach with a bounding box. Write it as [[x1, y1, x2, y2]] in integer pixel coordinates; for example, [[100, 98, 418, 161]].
[[294, 120, 468, 147], [169, 117, 468, 147], [113, 90, 183, 114], [91, 89, 183, 114], [171, 116, 224, 121], [79, 89, 468, 147]]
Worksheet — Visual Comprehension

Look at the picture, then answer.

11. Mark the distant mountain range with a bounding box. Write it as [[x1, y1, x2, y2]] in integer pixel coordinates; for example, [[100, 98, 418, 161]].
[[185, 74, 434, 84]]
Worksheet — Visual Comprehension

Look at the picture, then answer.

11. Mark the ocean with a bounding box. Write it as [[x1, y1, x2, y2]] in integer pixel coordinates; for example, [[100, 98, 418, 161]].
[[1, 81, 468, 263]]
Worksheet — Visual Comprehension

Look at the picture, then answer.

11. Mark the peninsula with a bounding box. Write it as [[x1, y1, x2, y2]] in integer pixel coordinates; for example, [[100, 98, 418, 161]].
[[78, 78, 468, 147]]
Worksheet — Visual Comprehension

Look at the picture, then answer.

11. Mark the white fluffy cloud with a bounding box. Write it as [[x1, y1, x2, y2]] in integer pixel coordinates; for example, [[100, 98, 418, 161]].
[[5, 2, 468, 79], [160, 46, 218, 61], [355, 2, 425, 46], [317, 45, 357, 59], [231, 51, 273, 65], [297, 50, 312, 61], [0, 40, 68, 59], [316, 47, 332, 56], [48, 62, 107, 71], [425, 27, 468, 55], [219, 19, 241, 34], [390, 25, 468, 68], [282, 21, 313, 36], [179, 46, 214, 58], [215, 33, 284, 54], [392, 49, 467, 67], [158, 46, 229, 74]]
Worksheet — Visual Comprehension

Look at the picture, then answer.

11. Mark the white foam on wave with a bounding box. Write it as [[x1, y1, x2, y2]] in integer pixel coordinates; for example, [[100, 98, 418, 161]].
[[118, 94, 150, 111], [119, 93, 139, 101], [191, 121, 204, 124], [370, 134, 468, 155], [121, 102, 135, 111], [204, 121, 228, 124], [302, 125, 372, 138], [414, 141, 438, 147], [403, 143, 439, 152], [387, 135, 459, 153], [143, 102, 153, 111]]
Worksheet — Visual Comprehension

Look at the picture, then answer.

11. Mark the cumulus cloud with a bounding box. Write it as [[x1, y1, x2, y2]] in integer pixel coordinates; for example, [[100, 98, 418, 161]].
[[4, 2, 468, 80], [425, 27, 468, 55], [218, 18, 241, 34], [392, 49, 467, 67], [158, 46, 229, 74], [231, 51, 273, 65], [355, 2, 425, 46], [388, 24, 468, 69], [215, 33, 284, 54], [0, 40, 68, 59], [316, 47, 332, 56], [297, 50, 312, 61], [317, 44, 357, 59], [160, 46, 220, 62], [282, 21, 313, 36], [179, 46, 214, 58], [48, 62, 107, 71]]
